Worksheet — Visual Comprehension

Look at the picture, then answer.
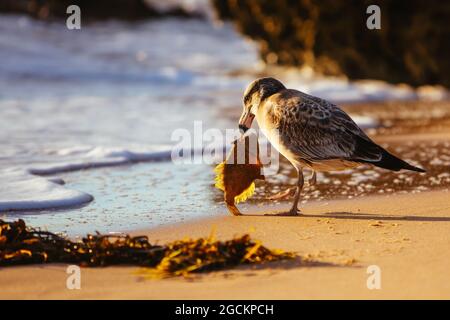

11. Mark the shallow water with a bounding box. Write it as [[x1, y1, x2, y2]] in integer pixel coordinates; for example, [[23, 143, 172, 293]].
[[6, 162, 220, 236]]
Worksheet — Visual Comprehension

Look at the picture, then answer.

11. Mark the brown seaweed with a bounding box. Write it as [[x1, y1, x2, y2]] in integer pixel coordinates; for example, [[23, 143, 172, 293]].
[[215, 133, 265, 215], [0, 219, 295, 277]]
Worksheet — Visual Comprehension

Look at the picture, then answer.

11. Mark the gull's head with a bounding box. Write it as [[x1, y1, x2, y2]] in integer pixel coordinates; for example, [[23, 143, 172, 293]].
[[239, 77, 285, 133]]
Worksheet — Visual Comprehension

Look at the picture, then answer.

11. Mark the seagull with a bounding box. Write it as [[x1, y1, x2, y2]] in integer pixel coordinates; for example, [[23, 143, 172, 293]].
[[238, 77, 425, 216]]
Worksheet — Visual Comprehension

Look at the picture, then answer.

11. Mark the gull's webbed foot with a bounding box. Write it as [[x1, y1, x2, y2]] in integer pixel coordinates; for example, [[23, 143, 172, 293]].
[[309, 171, 317, 187], [267, 207, 302, 216], [284, 206, 302, 216]]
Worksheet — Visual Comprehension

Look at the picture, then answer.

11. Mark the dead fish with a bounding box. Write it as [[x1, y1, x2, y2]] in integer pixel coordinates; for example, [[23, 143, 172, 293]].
[[214, 133, 265, 216]]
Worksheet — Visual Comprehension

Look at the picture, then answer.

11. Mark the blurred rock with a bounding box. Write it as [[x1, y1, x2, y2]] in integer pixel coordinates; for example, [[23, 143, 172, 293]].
[[0, 0, 199, 21], [213, 0, 450, 87]]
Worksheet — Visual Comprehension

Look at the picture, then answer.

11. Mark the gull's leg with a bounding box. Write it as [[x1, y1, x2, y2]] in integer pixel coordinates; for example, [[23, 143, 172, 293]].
[[309, 171, 317, 187], [267, 187, 296, 200], [288, 168, 304, 215], [268, 170, 313, 201]]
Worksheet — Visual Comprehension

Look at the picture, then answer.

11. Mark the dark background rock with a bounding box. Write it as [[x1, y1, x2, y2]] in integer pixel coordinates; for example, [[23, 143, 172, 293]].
[[0, 0, 197, 21], [212, 0, 450, 87]]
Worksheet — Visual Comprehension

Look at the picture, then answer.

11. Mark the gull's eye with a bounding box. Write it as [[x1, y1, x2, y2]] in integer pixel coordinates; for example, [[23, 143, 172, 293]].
[[244, 94, 251, 106]]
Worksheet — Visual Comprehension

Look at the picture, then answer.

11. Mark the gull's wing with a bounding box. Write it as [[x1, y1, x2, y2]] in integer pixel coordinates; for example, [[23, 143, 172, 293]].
[[270, 90, 382, 163]]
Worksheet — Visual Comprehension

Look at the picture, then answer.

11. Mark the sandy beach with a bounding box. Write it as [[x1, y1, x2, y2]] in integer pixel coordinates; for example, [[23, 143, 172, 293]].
[[1, 187, 449, 299]]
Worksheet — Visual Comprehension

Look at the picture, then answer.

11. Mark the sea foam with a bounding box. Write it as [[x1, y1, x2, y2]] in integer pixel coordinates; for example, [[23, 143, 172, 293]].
[[0, 169, 93, 211]]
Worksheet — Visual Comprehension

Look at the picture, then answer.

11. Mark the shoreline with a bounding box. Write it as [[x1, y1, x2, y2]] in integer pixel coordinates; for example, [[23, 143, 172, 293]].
[[1, 189, 449, 299]]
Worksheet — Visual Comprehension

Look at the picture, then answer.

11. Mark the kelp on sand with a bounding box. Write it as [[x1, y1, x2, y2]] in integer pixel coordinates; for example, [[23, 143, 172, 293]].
[[0, 219, 296, 277]]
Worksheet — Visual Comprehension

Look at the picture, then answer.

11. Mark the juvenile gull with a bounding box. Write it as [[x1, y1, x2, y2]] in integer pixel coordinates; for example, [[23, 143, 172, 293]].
[[238, 77, 425, 216]]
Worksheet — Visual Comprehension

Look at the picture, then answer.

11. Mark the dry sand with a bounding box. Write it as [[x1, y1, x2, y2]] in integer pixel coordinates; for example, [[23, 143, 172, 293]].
[[1, 190, 449, 299]]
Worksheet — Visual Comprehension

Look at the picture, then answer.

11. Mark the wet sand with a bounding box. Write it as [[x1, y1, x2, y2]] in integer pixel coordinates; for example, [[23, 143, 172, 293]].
[[1, 100, 450, 299]]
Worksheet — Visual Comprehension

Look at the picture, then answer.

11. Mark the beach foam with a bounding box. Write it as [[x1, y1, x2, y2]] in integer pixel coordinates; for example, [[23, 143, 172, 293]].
[[0, 169, 93, 211], [28, 146, 174, 175]]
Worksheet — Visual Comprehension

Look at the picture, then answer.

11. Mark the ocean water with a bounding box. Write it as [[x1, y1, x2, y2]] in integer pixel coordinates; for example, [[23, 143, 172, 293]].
[[0, 14, 432, 236]]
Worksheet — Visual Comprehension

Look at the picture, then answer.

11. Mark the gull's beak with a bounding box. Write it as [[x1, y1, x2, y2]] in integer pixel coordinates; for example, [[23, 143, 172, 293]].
[[238, 110, 255, 133]]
